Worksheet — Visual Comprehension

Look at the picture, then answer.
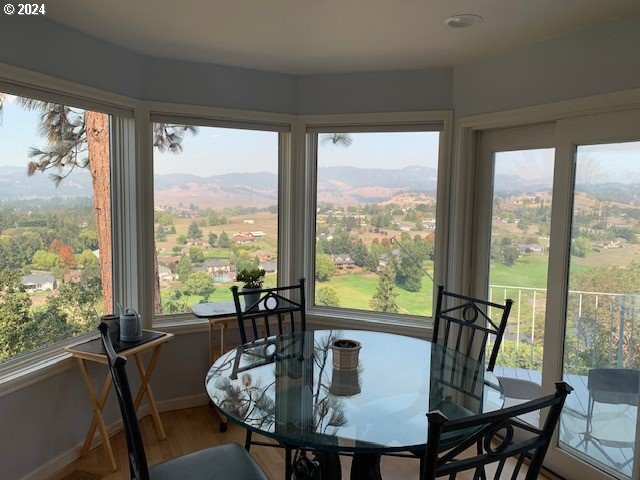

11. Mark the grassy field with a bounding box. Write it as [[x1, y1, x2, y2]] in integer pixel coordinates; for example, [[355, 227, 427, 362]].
[[324, 273, 434, 316], [159, 273, 277, 310]]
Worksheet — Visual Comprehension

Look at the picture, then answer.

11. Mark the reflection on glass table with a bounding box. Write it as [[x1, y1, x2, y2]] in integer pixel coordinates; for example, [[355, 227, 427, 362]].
[[205, 329, 504, 479]]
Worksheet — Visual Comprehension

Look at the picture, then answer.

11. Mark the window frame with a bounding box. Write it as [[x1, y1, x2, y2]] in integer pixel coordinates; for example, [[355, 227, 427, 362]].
[[0, 63, 139, 387], [301, 111, 453, 328], [143, 102, 296, 328]]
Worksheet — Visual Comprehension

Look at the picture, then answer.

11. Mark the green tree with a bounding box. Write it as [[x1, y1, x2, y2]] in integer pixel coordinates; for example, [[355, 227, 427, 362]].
[[155, 224, 167, 241], [208, 232, 218, 247], [319, 133, 353, 147], [370, 265, 399, 313], [188, 221, 203, 241], [176, 255, 193, 281], [184, 272, 216, 299], [188, 246, 205, 264], [501, 245, 520, 266], [571, 237, 590, 257], [155, 211, 174, 226], [76, 249, 99, 268], [395, 239, 428, 292], [316, 285, 340, 307], [31, 249, 59, 270], [315, 253, 335, 282], [0, 270, 35, 361], [163, 290, 191, 314], [47, 271, 103, 325], [218, 231, 231, 248], [176, 234, 188, 245], [234, 254, 259, 273]]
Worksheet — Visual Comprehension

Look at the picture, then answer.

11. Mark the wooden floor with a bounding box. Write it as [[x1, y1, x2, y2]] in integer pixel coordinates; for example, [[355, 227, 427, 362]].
[[48, 406, 550, 480]]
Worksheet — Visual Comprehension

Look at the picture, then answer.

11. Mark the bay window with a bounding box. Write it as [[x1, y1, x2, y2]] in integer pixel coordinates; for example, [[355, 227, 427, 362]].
[[150, 116, 286, 319], [305, 114, 451, 322], [0, 89, 120, 364]]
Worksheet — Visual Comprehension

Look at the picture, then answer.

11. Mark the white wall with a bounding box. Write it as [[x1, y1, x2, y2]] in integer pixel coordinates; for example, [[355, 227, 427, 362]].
[[453, 13, 640, 117], [0, 15, 143, 99], [297, 68, 453, 114], [0, 16, 453, 114], [3, 10, 640, 480]]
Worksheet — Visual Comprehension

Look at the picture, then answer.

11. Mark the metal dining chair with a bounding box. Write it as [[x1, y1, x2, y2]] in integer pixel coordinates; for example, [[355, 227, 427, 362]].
[[231, 278, 307, 464], [97, 323, 268, 480], [432, 285, 513, 372], [572, 368, 640, 471], [231, 278, 306, 346], [422, 382, 573, 480]]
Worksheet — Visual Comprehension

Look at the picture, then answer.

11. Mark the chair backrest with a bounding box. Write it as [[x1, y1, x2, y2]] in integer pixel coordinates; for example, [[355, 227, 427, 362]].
[[587, 368, 640, 406], [98, 323, 150, 480], [422, 382, 573, 480], [432, 285, 513, 372], [231, 278, 306, 346]]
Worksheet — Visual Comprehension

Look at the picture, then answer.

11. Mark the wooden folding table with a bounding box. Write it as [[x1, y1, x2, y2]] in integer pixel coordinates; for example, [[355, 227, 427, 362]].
[[66, 329, 173, 471]]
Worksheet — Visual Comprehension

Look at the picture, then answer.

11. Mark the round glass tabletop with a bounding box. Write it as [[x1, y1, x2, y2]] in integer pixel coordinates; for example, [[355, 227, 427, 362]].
[[205, 329, 504, 453]]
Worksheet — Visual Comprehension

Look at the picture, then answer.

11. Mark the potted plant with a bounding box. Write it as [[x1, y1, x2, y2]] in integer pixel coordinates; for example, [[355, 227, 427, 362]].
[[236, 268, 266, 310], [331, 339, 362, 371]]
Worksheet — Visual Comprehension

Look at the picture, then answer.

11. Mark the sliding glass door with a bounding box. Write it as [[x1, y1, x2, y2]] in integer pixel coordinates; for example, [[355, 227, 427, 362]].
[[543, 109, 640, 480], [475, 125, 555, 425], [475, 111, 640, 480]]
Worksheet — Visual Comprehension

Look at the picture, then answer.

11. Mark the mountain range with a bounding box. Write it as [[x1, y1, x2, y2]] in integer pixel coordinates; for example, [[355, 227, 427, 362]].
[[1, 164, 612, 206]]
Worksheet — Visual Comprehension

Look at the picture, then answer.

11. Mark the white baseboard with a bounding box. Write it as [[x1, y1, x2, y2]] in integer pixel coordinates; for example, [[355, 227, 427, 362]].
[[20, 393, 209, 480]]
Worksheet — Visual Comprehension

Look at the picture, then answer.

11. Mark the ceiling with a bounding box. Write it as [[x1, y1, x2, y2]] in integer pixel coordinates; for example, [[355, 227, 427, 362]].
[[47, 0, 640, 75]]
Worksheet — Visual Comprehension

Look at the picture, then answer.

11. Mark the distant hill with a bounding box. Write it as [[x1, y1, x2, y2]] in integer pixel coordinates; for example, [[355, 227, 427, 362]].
[[0, 165, 93, 201], [576, 182, 640, 206], [0, 164, 575, 207], [154, 165, 440, 206], [494, 174, 553, 194]]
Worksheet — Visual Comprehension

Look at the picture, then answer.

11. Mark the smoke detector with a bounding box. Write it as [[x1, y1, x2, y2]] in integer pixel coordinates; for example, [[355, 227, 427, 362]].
[[442, 14, 483, 28]]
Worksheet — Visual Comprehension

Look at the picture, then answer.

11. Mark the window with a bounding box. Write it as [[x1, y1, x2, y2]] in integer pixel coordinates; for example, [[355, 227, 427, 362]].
[[487, 149, 555, 376], [152, 122, 280, 316], [308, 127, 442, 318], [0, 91, 114, 363], [559, 141, 640, 479]]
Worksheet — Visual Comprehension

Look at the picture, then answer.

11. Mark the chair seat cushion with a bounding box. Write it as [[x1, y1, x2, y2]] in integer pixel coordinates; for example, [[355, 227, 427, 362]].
[[150, 443, 268, 480]]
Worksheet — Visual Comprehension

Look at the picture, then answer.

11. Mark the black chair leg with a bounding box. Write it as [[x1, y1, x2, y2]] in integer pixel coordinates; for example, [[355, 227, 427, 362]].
[[285, 445, 293, 480], [245, 430, 253, 451]]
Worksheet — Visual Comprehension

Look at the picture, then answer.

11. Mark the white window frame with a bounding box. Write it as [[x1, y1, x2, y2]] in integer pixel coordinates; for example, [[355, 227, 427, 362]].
[[142, 102, 296, 329], [0, 63, 141, 395], [301, 111, 453, 330]]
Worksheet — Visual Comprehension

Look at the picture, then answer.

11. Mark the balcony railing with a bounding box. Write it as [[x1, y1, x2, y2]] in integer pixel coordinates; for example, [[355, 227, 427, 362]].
[[487, 285, 640, 375]]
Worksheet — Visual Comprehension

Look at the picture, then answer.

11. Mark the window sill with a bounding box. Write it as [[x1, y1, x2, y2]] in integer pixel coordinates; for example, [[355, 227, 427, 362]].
[[308, 307, 433, 338], [0, 348, 75, 398], [153, 313, 234, 335]]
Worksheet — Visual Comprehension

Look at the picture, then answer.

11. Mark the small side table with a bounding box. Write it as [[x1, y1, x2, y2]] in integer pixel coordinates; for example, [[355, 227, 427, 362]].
[[66, 329, 173, 471], [191, 303, 238, 432], [190, 302, 236, 365]]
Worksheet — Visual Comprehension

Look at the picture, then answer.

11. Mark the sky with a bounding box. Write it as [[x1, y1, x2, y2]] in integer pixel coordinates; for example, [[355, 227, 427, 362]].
[[2, 91, 640, 182], [0, 94, 48, 168], [317, 131, 440, 170], [494, 143, 640, 184]]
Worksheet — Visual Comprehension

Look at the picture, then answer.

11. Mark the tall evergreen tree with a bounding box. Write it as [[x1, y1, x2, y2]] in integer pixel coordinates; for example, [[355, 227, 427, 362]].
[[9, 93, 196, 314], [370, 264, 399, 313]]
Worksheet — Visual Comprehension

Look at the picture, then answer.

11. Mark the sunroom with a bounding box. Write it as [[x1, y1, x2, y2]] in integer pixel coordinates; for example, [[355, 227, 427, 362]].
[[1, 2, 640, 480]]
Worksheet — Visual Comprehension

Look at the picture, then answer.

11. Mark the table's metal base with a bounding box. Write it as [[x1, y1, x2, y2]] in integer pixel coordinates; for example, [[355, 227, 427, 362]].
[[312, 452, 381, 480], [350, 453, 381, 480]]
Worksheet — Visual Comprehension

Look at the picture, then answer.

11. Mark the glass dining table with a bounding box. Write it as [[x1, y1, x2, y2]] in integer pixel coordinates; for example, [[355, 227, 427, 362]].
[[205, 329, 504, 479]]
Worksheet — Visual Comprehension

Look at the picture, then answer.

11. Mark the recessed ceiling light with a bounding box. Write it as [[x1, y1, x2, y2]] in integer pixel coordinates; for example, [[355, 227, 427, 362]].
[[442, 14, 483, 28]]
